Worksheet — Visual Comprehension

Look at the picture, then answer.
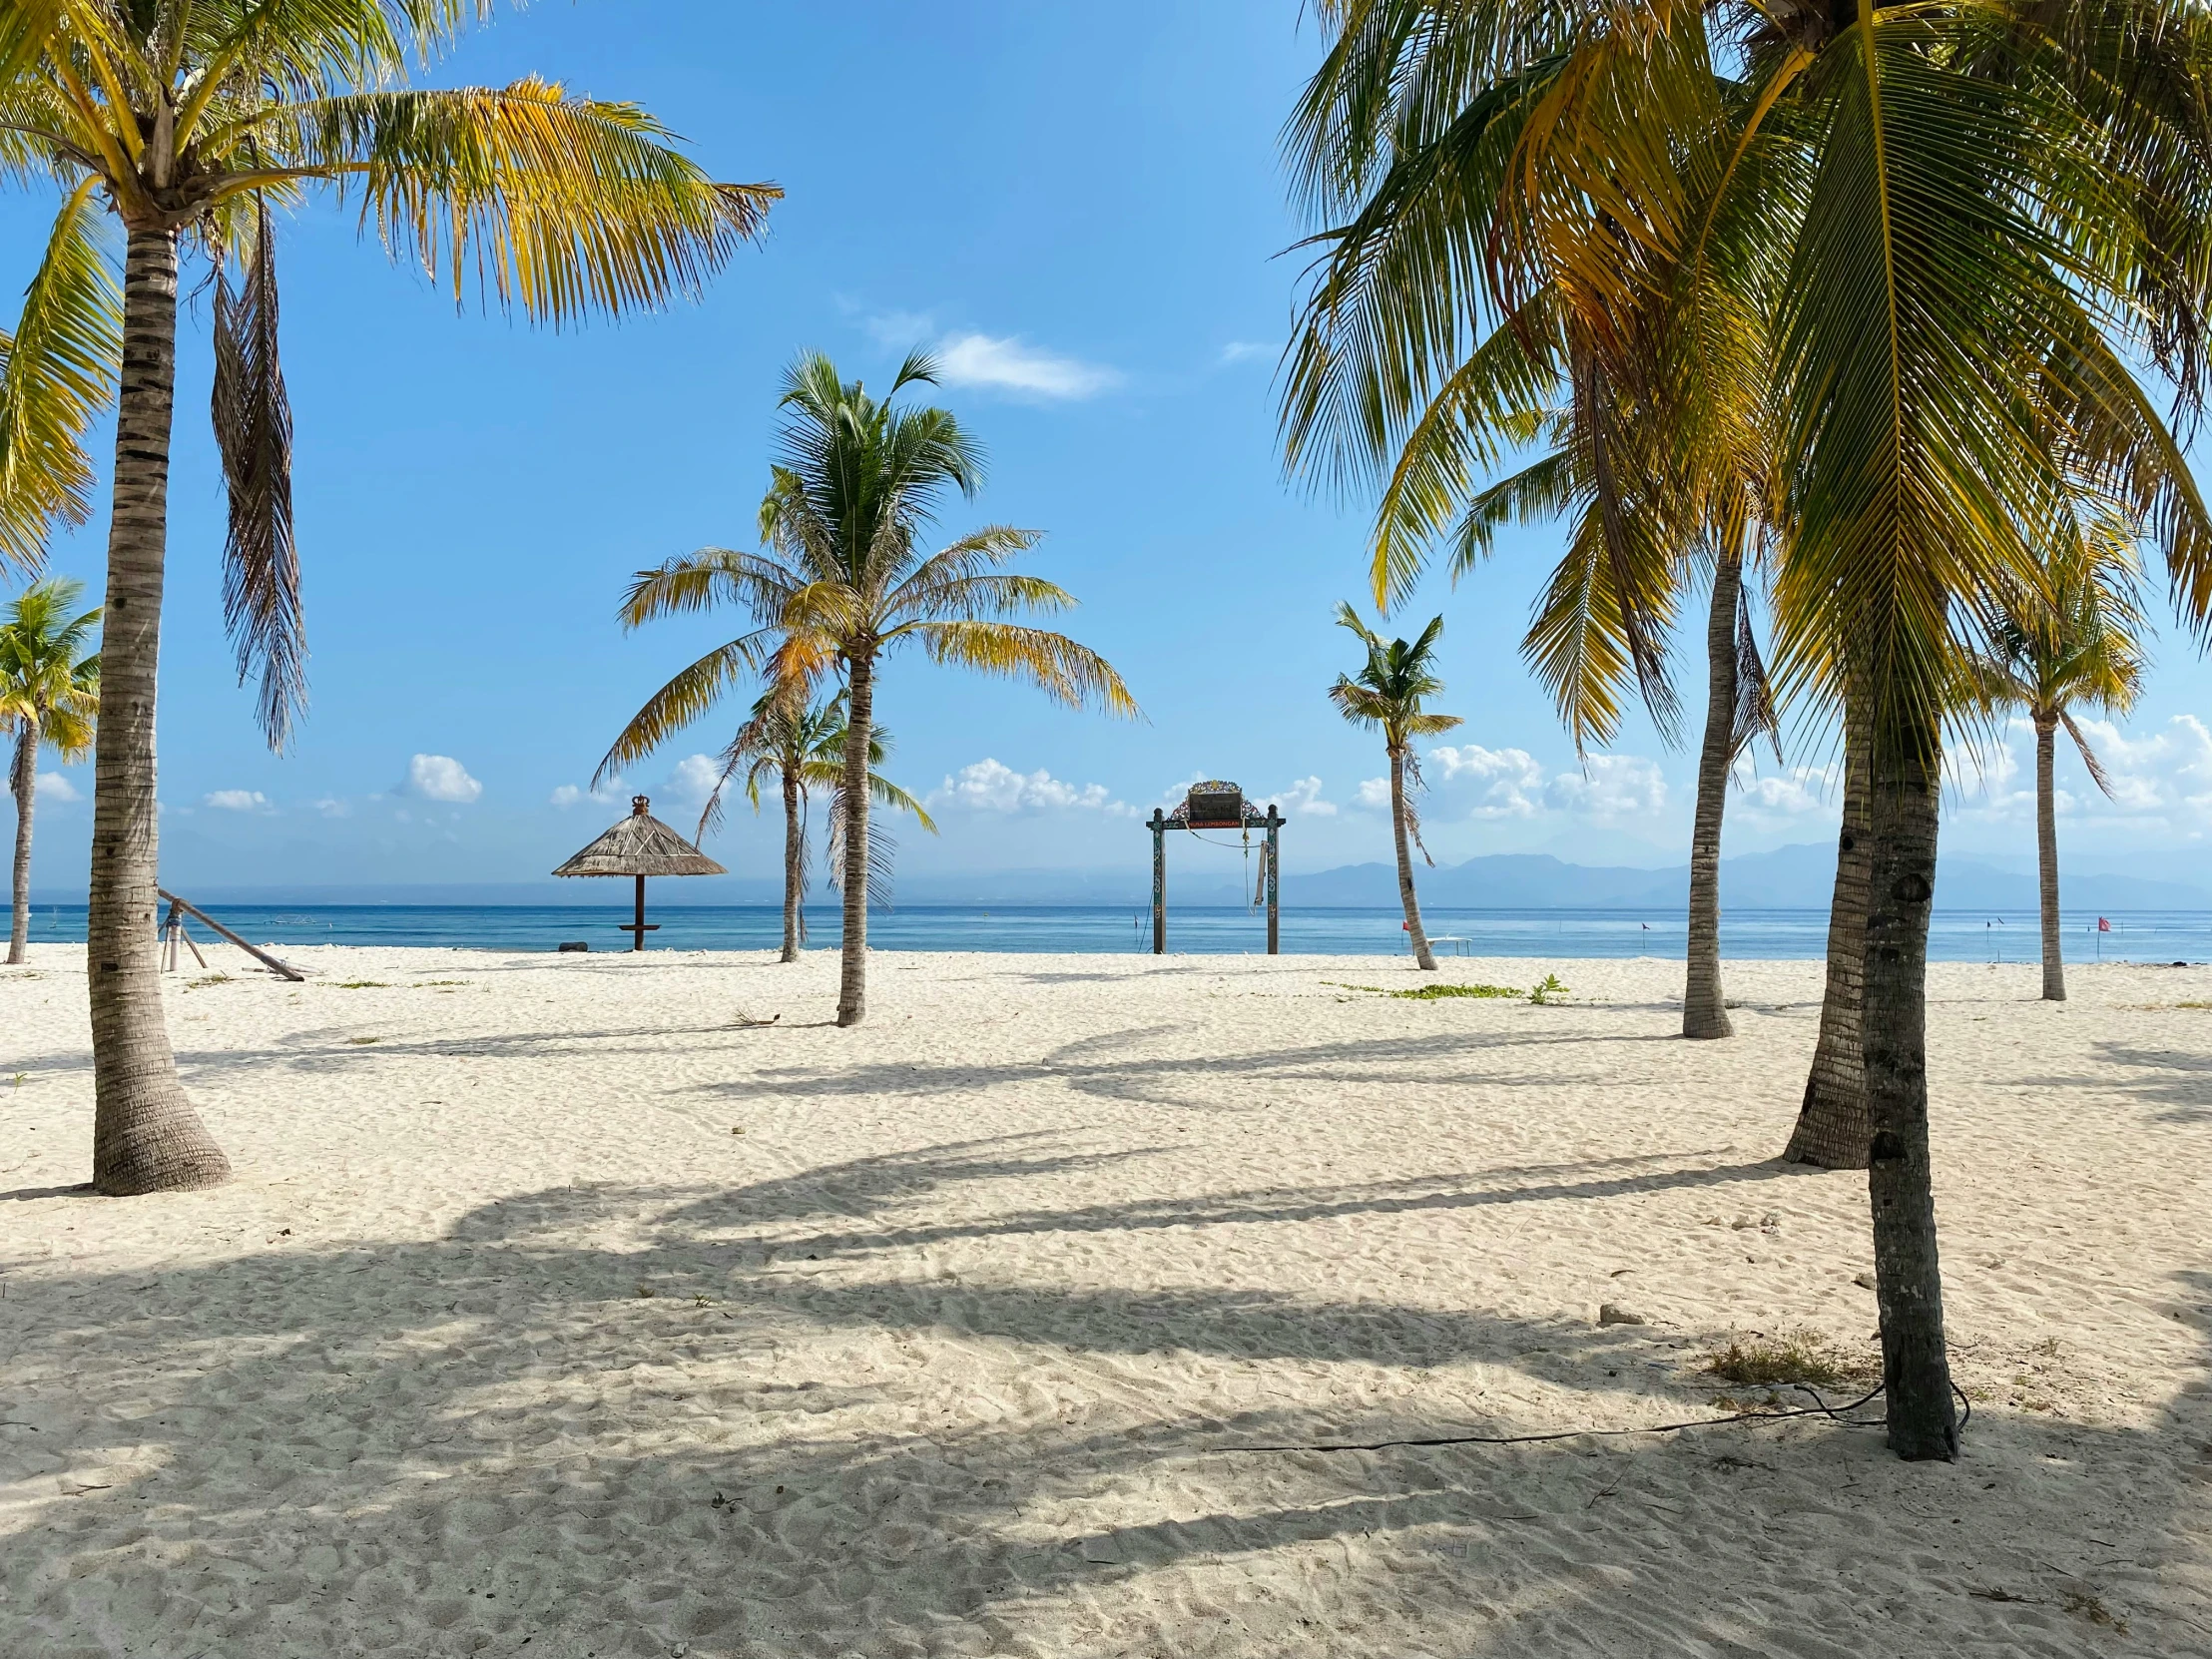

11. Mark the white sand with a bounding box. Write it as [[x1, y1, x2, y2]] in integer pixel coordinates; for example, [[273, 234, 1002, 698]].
[[2, 943, 2208, 1657]]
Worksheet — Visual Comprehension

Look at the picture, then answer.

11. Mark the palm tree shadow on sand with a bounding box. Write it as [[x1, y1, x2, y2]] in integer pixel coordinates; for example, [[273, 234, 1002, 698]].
[[1, 1155, 2205, 1656]]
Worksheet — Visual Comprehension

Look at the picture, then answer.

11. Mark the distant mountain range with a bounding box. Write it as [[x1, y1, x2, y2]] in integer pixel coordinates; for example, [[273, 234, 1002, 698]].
[[48, 840, 2209, 910], [1252, 842, 2212, 911]]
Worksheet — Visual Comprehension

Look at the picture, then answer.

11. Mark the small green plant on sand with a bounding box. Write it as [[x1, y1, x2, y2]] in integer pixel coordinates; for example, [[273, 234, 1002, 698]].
[[1703, 1332, 1875, 1389], [1527, 974, 1570, 1005], [185, 973, 233, 990], [330, 980, 391, 990]]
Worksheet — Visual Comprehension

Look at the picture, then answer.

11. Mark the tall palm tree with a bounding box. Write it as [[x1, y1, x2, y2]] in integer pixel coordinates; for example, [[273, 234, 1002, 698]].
[[1282, 0, 2212, 1459], [610, 350, 1137, 1026], [1982, 521, 2146, 1002], [1, 576, 97, 964], [684, 688, 936, 964], [0, 2, 773, 1195], [1329, 603, 1460, 969]]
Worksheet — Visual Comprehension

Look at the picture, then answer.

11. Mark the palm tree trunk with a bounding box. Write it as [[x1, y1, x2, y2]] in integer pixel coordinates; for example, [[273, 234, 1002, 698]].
[[1862, 722, 1958, 1460], [1784, 700, 1873, 1168], [835, 653, 873, 1026], [780, 770, 803, 963], [88, 229, 230, 1196], [1683, 550, 1741, 1038], [1390, 750, 1435, 971], [8, 721, 35, 965], [2034, 711, 2064, 1002]]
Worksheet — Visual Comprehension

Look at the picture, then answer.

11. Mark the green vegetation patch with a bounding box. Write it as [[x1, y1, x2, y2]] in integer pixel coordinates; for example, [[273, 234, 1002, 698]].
[[329, 980, 392, 990], [1326, 979, 1522, 1000], [1703, 1332, 1875, 1389], [1394, 981, 1525, 1000]]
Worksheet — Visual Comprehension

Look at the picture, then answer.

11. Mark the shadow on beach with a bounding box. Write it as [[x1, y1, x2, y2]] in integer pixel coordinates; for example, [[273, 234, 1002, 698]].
[[1, 1143, 2205, 1658]]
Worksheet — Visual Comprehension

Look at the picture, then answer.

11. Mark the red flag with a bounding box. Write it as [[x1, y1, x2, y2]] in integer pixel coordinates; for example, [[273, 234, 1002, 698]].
[[2097, 916, 2111, 932]]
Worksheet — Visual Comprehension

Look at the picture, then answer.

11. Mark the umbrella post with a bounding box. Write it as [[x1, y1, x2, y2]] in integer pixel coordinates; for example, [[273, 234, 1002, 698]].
[[618, 873, 661, 949]]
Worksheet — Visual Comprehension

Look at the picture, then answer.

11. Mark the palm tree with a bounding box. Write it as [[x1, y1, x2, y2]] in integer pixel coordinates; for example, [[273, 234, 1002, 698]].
[[610, 350, 1137, 1026], [1982, 522, 2146, 1002], [0, 4, 773, 1195], [684, 688, 936, 964], [1329, 603, 1460, 969], [1783, 698, 1873, 1169], [1, 576, 97, 964], [1281, 0, 2212, 1459]]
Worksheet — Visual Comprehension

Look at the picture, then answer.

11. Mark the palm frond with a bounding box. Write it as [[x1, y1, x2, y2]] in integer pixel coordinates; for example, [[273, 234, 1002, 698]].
[[0, 177, 120, 569], [235, 79, 776, 323], [903, 621, 1139, 718], [595, 637, 767, 784], [212, 195, 303, 750]]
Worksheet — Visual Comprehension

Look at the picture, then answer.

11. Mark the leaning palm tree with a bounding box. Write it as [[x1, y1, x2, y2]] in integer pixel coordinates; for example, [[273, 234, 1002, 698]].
[[687, 688, 936, 964], [1981, 518, 2146, 1002], [1, 576, 97, 964], [1329, 603, 1460, 969], [610, 350, 1137, 1026], [1282, 0, 2212, 1460], [0, 3, 773, 1195]]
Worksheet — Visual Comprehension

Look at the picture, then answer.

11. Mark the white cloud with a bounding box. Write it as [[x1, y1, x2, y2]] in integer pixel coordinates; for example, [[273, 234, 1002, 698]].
[[1355, 777, 1391, 811], [1732, 762, 1839, 815], [311, 797, 351, 819], [35, 771, 80, 803], [400, 754, 482, 805], [1425, 744, 1668, 820], [1272, 776, 1338, 818], [1218, 340, 1273, 365], [932, 758, 1133, 816], [1546, 755, 1667, 818], [1949, 713, 2212, 833], [204, 789, 271, 813], [869, 310, 1118, 400], [661, 755, 723, 806], [935, 332, 1119, 399], [1430, 744, 1547, 819]]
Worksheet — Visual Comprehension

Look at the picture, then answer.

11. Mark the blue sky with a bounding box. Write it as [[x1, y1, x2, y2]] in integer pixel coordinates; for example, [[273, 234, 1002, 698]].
[[12, 0, 2212, 896]]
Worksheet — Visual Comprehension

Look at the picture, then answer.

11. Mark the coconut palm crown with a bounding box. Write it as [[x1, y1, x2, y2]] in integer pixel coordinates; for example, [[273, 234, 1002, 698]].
[[685, 687, 935, 964], [1329, 602, 1460, 970], [606, 349, 1137, 1027], [2, 574, 98, 963]]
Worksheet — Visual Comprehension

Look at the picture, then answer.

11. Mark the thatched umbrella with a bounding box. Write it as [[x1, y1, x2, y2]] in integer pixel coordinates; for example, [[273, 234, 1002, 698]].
[[552, 796, 726, 950]]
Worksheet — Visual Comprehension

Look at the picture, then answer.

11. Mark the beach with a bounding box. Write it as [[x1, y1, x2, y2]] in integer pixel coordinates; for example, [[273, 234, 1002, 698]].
[[2, 944, 2207, 1656]]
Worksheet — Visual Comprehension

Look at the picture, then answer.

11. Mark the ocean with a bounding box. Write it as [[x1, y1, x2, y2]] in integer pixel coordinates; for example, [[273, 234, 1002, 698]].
[[17, 903, 2211, 962]]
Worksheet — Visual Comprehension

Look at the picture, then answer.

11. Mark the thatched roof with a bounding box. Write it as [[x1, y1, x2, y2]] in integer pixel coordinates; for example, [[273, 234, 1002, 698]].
[[552, 796, 727, 877]]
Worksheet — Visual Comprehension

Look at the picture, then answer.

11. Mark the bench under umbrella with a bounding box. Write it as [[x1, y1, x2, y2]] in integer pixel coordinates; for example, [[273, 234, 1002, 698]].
[[552, 795, 726, 949]]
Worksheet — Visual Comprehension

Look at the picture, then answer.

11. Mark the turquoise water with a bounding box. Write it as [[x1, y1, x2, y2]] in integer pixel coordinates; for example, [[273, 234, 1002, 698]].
[[17, 903, 2210, 961]]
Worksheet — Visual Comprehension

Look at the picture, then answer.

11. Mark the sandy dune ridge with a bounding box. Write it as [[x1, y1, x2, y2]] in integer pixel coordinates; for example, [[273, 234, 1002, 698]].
[[1, 945, 2207, 1656]]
